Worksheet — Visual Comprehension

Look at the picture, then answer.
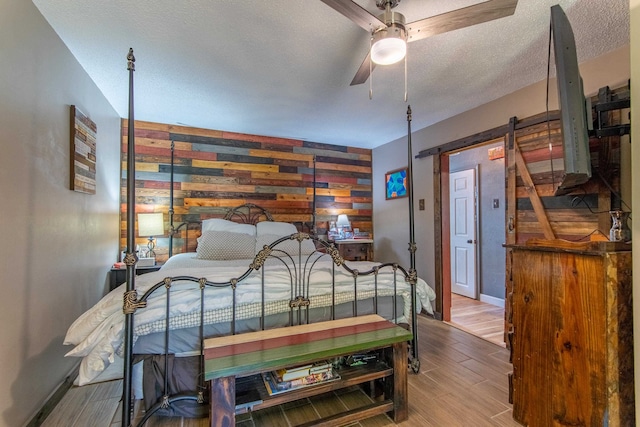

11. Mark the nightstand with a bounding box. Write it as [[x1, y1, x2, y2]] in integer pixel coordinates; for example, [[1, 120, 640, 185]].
[[109, 264, 163, 291], [334, 239, 373, 261]]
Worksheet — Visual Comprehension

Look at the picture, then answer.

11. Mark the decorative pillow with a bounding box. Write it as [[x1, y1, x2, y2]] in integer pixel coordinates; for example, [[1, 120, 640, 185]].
[[256, 233, 316, 256], [201, 218, 256, 236], [196, 231, 256, 260], [256, 221, 297, 236]]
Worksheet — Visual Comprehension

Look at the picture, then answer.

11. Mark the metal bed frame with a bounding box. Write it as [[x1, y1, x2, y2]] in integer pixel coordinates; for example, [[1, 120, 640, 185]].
[[120, 49, 419, 426]]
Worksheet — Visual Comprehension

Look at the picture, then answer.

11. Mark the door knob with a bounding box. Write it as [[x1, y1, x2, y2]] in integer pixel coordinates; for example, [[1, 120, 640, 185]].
[[467, 239, 476, 244]]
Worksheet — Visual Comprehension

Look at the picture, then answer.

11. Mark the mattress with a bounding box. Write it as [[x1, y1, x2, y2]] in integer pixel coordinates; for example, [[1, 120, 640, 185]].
[[64, 252, 435, 385]]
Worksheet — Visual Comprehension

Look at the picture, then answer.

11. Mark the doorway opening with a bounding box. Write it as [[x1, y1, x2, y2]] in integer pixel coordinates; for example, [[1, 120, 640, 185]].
[[442, 139, 507, 346]]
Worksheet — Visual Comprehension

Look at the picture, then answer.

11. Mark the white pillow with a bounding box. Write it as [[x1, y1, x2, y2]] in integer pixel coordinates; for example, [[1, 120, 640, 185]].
[[256, 233, 316, 256], [256, 221, 297, 236], [196, 231, 256, 260], [201, 218, 256, 236]]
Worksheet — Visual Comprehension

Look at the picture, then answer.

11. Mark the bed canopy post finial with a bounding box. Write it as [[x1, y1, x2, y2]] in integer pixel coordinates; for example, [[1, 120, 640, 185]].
[[122, 47, 137, 427], [406, 105, 420, 372]]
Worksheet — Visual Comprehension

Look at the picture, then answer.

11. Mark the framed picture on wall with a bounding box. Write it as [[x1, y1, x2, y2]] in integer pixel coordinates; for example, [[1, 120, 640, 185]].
[[385, 167, 408, 200]]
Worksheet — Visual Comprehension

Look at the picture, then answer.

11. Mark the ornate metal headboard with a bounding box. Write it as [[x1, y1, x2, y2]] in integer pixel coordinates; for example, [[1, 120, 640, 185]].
[[169, 203, 276, 256], [223, 203, 274, 224]]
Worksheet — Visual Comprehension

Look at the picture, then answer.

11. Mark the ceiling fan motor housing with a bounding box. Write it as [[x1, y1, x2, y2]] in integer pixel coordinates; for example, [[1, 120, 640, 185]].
[[373, 9, 406, 40]]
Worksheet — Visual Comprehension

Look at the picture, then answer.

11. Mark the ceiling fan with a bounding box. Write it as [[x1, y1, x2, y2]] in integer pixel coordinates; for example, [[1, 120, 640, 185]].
[[320, 0, 518, 86]]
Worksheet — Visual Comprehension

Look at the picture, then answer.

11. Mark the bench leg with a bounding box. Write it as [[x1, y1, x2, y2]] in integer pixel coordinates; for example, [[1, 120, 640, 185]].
[[210, 376, 235, 427], [390, 341, 409, 422]]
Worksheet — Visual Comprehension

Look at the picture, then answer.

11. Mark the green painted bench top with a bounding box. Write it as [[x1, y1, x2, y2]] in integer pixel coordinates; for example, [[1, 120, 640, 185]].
[[204, 314, 413, 380]]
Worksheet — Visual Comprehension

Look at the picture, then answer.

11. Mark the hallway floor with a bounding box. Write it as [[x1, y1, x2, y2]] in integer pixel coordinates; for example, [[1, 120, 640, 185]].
[[448, 294, 506, 347]]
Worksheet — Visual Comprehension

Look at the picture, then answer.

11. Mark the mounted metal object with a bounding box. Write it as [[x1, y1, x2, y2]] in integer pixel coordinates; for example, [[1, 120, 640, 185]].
[[320, 0, 519, 86]]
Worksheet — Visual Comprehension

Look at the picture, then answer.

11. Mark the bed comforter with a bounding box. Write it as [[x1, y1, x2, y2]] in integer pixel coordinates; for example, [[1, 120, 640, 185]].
[[64, 253, 435, 385]]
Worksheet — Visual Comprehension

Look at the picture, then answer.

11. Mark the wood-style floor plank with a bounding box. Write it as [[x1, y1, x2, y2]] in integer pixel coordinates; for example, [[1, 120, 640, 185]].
[[41, 381, 105, 427], [448, 294, 506, 347], [72, 397, 121, 427], [42, 315, 521, 426]]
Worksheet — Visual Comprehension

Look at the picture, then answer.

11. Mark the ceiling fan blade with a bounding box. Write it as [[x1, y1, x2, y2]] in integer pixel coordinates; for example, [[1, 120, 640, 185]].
[[406, 0, 518, 43], [350, 51, 376, 86], [320, 0, 386, 32]]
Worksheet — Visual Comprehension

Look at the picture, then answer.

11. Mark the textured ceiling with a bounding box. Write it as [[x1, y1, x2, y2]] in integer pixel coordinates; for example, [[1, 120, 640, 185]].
[[32, 0, 629, 148]]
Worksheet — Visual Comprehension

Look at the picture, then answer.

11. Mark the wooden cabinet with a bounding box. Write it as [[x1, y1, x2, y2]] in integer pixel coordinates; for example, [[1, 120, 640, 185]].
[[509, 239, 634, 426], [335, 239, 373, 261]]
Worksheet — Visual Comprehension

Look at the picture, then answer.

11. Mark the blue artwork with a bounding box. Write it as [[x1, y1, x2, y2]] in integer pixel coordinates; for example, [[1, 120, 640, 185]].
[[385, 169, 407, 199]]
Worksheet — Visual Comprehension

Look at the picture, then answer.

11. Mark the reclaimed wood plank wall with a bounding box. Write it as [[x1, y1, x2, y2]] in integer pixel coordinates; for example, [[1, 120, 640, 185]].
[[120, 120, 372, 261], [511, 111, 622, 243]]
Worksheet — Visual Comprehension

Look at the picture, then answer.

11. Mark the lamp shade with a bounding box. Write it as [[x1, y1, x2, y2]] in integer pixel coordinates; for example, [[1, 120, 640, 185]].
[[336, 214, 350, 228], [138, 213, 164, 237]]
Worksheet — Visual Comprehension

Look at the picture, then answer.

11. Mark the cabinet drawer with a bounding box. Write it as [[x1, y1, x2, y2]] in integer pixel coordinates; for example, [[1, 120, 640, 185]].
[[342, 244, 368, 255], [337, 242, 372, 261]]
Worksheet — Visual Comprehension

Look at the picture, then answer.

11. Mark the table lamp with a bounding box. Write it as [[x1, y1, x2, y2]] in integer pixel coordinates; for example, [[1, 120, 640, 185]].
[[336, 214, 351, 239], [137, 212, 164, 258]]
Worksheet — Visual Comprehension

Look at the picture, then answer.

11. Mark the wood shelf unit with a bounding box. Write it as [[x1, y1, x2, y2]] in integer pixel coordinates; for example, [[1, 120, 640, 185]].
[[205, 315, 411, 426], [236, 360, 393, 413]]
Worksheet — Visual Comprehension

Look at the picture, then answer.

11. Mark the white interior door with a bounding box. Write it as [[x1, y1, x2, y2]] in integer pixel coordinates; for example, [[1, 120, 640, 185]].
[[450, 169, 478, 299]]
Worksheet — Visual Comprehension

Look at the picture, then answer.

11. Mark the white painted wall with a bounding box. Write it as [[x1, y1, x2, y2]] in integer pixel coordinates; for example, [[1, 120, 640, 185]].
[[373, 45, 630, 312], [0, 1, 121, 425]]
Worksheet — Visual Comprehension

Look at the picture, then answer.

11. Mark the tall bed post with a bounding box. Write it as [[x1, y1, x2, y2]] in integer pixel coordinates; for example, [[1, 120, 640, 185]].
[[169, 140, 175, 257], [122, 48, 137, 427], [406, 105, 420, 371], [312, 155, 317, 235]]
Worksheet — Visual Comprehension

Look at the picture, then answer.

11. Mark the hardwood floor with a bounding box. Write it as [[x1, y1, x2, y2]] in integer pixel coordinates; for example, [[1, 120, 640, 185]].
[[448, 294, 506, 347], [42, 315, 519, 426]]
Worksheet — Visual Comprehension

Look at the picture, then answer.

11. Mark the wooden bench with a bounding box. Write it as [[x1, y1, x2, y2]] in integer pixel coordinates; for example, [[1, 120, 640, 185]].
[[204, 314, 413, 426]]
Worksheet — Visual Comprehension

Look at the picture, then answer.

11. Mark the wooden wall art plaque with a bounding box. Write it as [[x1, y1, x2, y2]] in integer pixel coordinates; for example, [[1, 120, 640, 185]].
[[70, 105, 97, 194]]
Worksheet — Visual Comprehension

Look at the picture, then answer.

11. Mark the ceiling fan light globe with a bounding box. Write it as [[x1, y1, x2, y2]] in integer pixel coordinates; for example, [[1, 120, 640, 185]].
[[371, 37, 406, 65]]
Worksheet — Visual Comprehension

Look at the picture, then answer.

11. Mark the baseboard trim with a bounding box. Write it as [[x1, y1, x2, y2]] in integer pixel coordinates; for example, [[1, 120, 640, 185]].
[[25, 362, 80, 427], [479, 294, 505, 308]]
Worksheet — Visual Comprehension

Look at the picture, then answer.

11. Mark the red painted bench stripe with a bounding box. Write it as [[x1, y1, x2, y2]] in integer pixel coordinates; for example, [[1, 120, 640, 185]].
[[204, 320, 396, 359]]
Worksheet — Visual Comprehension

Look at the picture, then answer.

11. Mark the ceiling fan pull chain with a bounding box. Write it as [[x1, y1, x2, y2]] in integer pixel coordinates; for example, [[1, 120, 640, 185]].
[[369, 33, 374, 100], [404, 49, 408, 102]]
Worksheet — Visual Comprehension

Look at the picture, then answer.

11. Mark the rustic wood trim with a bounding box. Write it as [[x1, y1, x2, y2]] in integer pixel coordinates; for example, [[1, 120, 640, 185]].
[[440, 155, 451, 322], [506, 117, 517, 245], [504, 118, 517, 350], [513, 110, 561, 130], [514, 139, 556, 240], [415, 123, 510, 158], [432, 155, 443, 320]]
